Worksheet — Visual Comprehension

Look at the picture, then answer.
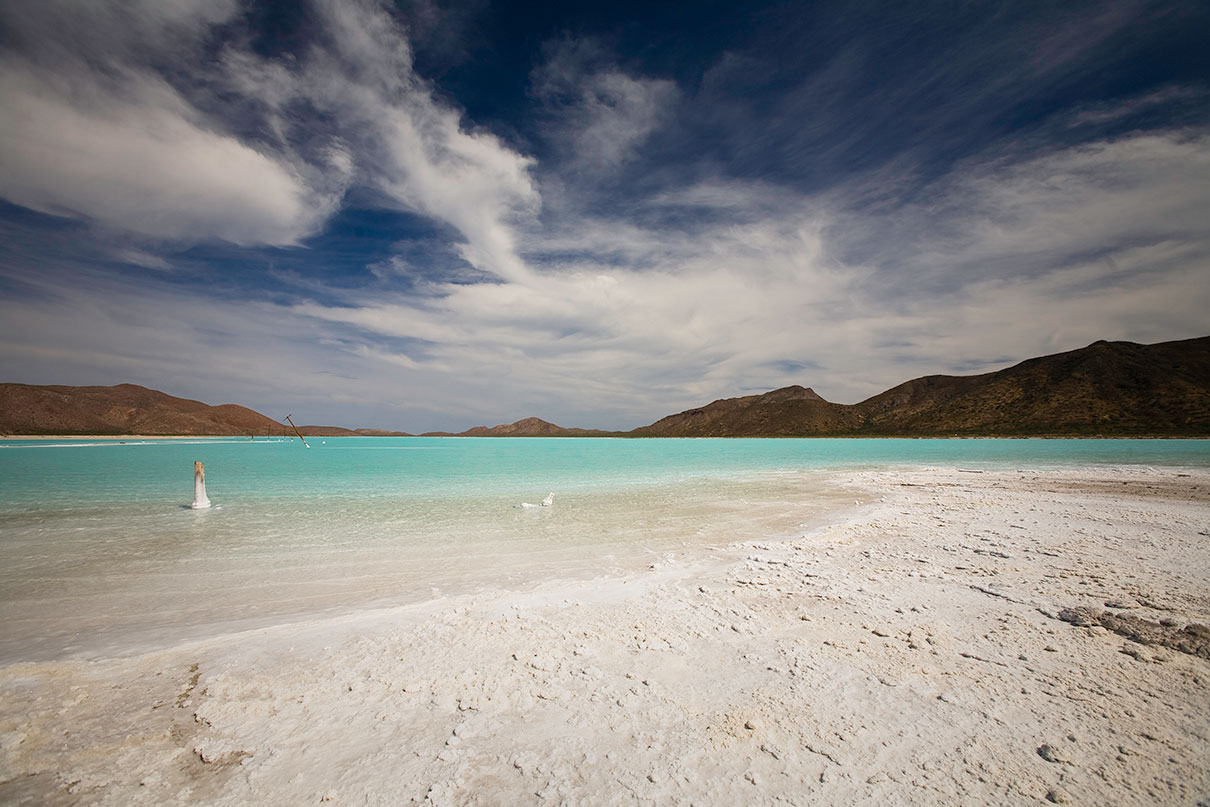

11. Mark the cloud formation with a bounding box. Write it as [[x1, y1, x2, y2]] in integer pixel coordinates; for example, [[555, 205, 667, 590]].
[[0, 0, 1206, 431], [294, 0, 540, 281], [0, 1, 338, 245], [0, 61, 336, 245], [293, 127, 1210, 418], [532, 37, 679, 177], [0, 0, 537, 273]]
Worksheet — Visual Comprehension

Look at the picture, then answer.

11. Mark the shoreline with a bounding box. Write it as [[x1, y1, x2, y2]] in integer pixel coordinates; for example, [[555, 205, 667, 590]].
[[3, 434, 1208, 441], [0, 434, 289, 441], [1, 465, 1207, 804]]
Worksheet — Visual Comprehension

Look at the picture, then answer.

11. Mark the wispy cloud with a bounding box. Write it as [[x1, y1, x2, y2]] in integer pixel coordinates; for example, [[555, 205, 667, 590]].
[[0, 0, 538, 279], [0, 0, 1206, 431], [532, 37, 679, 177], [846, 132, 1210, 293], [293, 127, 1210, 421], [1066, 86, 1209, 128], [111, 249, 174, 272], [0, 53, 339, 246], [296, 0, 540, 282]]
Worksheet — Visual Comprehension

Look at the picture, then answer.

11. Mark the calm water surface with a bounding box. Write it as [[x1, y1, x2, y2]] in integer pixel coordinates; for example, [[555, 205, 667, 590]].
[[1, 437, 1206, 661]]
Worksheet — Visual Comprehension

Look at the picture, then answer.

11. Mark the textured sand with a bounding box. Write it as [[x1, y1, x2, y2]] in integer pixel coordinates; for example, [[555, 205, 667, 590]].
[[2, 467, 1208, 805]]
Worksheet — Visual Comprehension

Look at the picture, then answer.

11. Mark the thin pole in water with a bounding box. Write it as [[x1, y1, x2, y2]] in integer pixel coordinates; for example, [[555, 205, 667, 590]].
[[284, 414, 310, 448]]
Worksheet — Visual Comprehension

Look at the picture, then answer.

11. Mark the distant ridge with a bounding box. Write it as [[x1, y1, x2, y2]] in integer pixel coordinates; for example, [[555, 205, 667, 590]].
[[634, 336, 1210, 437], [0, 383, 288, 436], [422, 417, 614, 437], [298, 426, 413, 437], [0, 383, 409, 437], [3, 336, 1207, 437], [632, 385, 860, 437]]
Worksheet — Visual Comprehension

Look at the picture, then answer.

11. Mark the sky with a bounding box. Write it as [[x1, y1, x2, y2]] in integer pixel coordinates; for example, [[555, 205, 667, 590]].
[[1, 0, 1208, 432]]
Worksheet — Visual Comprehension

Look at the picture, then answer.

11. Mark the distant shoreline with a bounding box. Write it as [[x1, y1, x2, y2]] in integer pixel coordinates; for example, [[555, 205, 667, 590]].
[[0, 434, 303, 441], [1, 433, 1206, 440]]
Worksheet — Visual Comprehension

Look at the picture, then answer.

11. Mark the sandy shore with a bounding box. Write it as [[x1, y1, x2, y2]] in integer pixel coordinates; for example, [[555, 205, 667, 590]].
[[1, 466, 1208, 805]]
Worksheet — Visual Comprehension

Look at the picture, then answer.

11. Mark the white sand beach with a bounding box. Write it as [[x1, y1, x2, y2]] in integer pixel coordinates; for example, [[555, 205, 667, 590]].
[[2, 466, 1208, 805]]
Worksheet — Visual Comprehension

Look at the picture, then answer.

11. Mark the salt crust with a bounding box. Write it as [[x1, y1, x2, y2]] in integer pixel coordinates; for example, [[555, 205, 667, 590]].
[[1, 466, 1208, 805]]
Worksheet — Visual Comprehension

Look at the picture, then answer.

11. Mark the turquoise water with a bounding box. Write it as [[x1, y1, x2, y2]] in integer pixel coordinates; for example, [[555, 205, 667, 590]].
[[1, 437, 1206, 662], [4, 436, 1208, 504]]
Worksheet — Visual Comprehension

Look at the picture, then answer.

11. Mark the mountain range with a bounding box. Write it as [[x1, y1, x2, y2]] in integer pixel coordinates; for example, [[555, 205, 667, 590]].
[[635, 336, 1209, 437], [2, 336, 1207, 437]]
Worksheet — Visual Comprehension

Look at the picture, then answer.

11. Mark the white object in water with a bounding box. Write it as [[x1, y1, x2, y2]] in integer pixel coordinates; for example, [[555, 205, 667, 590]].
[[520, 492, 555, 509], [192, 461, 212, 509]]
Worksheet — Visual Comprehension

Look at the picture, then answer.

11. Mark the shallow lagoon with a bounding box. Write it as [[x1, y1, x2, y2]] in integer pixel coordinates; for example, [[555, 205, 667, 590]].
[[1, 437, 1206, 661]]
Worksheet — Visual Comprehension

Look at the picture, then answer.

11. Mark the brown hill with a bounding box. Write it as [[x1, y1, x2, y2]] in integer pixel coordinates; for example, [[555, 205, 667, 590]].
[[0, 383, 288, 436], [296, 425, 359, 436], [635, 336, 1210, 437], [6, 336, 1206, 438], [856, 336, 1210, 435], [424, 417, 614, 437], [297, 426, 413, 437], [632, 385, 861, 437]]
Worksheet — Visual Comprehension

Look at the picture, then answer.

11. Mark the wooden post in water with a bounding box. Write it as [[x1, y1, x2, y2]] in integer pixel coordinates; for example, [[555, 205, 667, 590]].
[[192, 461, 212, 509], [284, 414, 310, 448]]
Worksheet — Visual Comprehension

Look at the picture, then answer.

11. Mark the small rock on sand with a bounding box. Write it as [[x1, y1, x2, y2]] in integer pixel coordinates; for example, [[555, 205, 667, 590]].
[[1037, 744, 1072, 764]]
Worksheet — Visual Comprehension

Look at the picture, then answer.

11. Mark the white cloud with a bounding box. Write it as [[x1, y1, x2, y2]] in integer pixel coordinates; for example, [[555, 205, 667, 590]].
[[819, 131, 1210, 388], [0, 6, 1205, 431], [532, 37, 679, 175], [294, 208, 867, 417], [1066, 86, 1207, 128], [949, 133, 1209, 259], [0, 269, 481, 429], [112, 249, 173, 271], [0, 0, 537, 270], [217, 0, 541, 282], [0, 0, 348, 246], [290, 129, 1210, 422], [860, 131, 1210, 301], [0, 60, 340, 245], [3, 121, 1206, 431], [0, 0, 238, 65]]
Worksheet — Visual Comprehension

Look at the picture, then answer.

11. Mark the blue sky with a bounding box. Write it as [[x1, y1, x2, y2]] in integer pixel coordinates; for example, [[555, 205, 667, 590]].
[[1, 0, 1208, 431]]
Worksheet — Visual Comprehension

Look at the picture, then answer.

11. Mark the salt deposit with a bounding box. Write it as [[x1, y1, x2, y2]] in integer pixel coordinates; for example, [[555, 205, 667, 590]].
[[1, 466, 1207, 805]]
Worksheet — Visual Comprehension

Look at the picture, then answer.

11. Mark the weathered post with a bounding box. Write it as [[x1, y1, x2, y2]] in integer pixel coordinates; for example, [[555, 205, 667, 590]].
[[192, 461, 212, 509]]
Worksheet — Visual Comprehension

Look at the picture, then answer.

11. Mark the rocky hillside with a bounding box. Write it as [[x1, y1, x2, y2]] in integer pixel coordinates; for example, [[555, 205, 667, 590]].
[[855, 337, 1210, 435], [631, 385, 861, 437], [5, 336, 1206, 438], [0, 383, 287, 436], [635, 336, 1210, 437]]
